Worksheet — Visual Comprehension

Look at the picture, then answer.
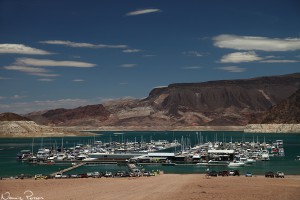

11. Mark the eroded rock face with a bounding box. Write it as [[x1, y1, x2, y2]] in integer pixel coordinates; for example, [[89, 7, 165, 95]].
[[24, 73, 300, 127], [250, 89, 300, 124]]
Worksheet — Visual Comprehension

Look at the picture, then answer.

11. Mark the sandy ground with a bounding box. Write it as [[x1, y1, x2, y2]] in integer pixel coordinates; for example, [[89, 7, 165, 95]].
[[1, 174, 300, 200]]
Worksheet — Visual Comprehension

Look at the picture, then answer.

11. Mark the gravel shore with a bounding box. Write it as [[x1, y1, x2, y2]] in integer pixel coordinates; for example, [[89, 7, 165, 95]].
[[1, 174, 300, 200]]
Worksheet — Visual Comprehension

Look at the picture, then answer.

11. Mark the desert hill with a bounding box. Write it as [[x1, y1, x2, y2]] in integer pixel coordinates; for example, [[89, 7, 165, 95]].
[[24, 73, 300, 129], [0, 112, 30, 121], [0, 113, 92, 137]]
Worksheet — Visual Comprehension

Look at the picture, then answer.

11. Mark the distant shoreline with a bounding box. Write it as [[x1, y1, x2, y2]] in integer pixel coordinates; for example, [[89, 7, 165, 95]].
[[1, 124, 300, 138], [80, 125, 245, 132]]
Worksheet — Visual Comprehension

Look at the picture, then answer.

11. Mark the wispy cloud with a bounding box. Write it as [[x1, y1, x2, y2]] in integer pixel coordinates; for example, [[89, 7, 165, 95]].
[[0, 94, 26, 100], [220, 51, 263, 63], [260, 59, 299, 63], [3, 65, 60, 77], [32, 73, 60, 77], [217, 66, 246, 73], [120, 64, 137, 68], [4, 65, 50, 73], [183, 66, 202, 69], [73, 79, 85, 82], [0, 44, 52, 55], [40, 40, 128, 49], [3, 58, 94, 77], [143, 54, 156, 57], [183, 51, 203, 57], [213, 34, 300, 51], [122, 49, 142, 53], [126, 8, 161, 16], [38, 78, 54, 82], [15, 58, 96, 68]]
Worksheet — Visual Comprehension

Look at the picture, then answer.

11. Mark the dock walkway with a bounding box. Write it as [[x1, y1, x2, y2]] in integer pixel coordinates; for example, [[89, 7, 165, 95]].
[[50, 162, 86, 176], [127, 163, 138, 172]]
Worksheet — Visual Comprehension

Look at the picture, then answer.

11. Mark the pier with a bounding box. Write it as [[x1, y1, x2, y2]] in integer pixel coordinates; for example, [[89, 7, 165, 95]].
[[50, 162, 87, 176], [127, 163, 138, 172]]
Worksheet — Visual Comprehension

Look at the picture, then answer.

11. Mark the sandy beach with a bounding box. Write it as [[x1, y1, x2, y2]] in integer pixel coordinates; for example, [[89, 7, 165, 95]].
[[1, 174, 300, 200]]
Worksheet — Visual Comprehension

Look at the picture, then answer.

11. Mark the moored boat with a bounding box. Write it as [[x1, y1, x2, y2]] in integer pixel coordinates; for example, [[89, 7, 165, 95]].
[[228, 161, 245, 167], [16, 150, 32, 161]]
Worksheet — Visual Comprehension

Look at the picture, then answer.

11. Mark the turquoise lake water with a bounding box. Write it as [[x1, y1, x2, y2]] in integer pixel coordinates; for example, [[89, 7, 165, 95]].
[[0, 131, 300, 177]]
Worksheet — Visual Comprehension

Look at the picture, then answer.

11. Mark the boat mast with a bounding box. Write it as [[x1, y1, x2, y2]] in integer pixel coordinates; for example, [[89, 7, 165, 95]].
[[31, 138, 34, 155]]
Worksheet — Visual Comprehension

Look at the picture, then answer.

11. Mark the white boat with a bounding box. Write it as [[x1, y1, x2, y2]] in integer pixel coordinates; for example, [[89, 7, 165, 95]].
[[261, 153, 270, 161], [56, 153, 67, 161], [228, 161, 245, 167], [82, 157, 97, 161], [77, 154, 88, 160], [36, 148, 50, 160], [244, 158, 256, 164], [47, 155, 57, 161], [207, 160, 230, 166], [240, 157, 256, 164]]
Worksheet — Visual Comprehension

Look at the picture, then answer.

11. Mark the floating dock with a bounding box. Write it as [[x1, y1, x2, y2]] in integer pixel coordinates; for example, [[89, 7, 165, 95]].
[[50, 162, 86, 176]]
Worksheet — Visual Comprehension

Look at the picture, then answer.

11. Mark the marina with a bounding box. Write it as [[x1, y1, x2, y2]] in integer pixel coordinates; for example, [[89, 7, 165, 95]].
[[0, 131, 300, 178]]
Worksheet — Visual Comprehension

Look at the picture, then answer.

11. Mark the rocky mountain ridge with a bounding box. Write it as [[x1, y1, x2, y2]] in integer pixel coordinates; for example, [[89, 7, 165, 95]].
[[24, 73, 300, 128]]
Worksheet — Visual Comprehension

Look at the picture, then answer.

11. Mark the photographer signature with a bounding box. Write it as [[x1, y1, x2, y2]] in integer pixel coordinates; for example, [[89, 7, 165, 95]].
[[1, 190, 44, 200]]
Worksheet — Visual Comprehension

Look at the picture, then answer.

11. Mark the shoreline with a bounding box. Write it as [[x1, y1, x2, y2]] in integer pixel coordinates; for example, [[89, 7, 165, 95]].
[[1, 174, 300, 200], [1, 124, 300, 138]]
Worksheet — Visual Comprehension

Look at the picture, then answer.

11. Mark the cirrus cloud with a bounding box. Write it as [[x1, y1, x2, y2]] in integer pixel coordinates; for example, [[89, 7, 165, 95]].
[[15, 58, 96, 68], [3, 65, 60, 77], [126, 8, 161, 16], [73, 79, 85, 82], [40, 40, 128, 49], [120, 64, 137, 68], [182, 51, 203, 57], [260, 59, 299, 63], [123, 49, 142, 53], [213, 34, 300, 51], [4, 65, 50, 73], [38, 78, 54, 82], [2, 58, 95, 77]]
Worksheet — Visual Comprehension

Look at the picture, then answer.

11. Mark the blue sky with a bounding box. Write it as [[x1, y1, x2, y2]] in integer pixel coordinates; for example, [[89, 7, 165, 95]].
[[0, 0, 300, 113]]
